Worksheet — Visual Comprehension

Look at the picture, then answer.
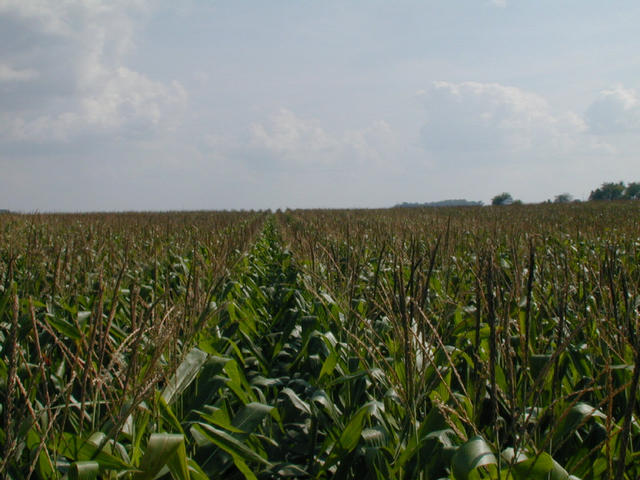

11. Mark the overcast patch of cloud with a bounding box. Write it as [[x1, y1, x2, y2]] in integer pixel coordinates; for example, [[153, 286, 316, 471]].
[[0, 0, 186, 145], [419, 81, 586, 160], [0, 63, 38, 82], [247, 108, 401, 171], [585, 86, 640, 134]]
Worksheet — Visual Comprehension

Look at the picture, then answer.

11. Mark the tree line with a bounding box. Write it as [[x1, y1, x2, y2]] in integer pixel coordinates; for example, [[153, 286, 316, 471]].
[[588, 181, 640, 201], [491, 181, 640, 205]]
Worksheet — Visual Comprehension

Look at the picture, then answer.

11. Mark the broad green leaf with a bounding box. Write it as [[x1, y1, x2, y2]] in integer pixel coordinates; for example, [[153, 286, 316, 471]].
[[69, 461, 99, 480], [162, 348, 208, 405], [451, 435, 497, 480], [224, 359, 255, 404], [318, 349, 338, 380], [503, 449, 574, 480], [194, 423, 273, 468], [156, 393, 185, 434], [132, 406, 151, 465], [310, 389, 341, 424], [229, 453, 258, 480], [27, 427, 56, 478], [564, 402, 606, 432], [322, 401, 383, 473], [166, 436, 191, 480], [280, 387, 312, 416], [133, 433, 185, 480], [553, 402, 607, 452], [232, 402, 278, 434], [187, 458, 211, 480], [45, 314, 82, 341], [55, 433, 129, 471], [198, 406, 243, 432], [251, 376, 283, 388], [36, 446, 56, 479]]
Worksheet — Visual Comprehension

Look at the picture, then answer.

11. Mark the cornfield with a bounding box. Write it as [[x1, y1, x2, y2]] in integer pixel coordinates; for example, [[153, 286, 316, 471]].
[[2, 203, 640, 479]]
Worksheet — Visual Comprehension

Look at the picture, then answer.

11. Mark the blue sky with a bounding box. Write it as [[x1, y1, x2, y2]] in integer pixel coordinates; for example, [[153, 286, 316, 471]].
[[2, 1, 640, 211]]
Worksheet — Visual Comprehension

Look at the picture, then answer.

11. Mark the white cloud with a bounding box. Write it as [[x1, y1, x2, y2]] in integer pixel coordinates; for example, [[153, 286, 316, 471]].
[[248, 108, 400, 170], [0, 0, 186, 143], [3, 76, 186, 143], [413, 80, 637, 203], [250, 108, 337, 166], [0, 64, 38, 82], [585, 86, 640, 134], [420, 81, 586, 159], [82, 68, 186, 130]]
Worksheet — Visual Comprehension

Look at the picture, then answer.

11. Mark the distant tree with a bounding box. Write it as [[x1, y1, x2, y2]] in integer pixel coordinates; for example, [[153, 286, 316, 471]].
[[492, 192, 513, 206], [554, 193, 572, 203], [393, 199, 483, 208], [589, 182, 625, 201], [625, 182, 640, 200]]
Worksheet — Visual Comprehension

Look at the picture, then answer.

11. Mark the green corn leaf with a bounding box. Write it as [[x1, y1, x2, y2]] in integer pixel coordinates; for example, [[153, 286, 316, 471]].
[[310, 389, 341, 424], [321, 401, 383, 474], [232, 402, 278, 434], [338, 402, 382, 452], [555, 402, 606, 441], [280, 387, 312, 416], [162, 348, 208, 405], [69, 461, 99, 480], [133, 433, 186, 480], [224, 359, 255, 404], [194, 422, 273, 468], [318, 349, 338, 380], [451, 435, 497, 480], [187, 458, 211, 480], [166, 436, 191, 480], [156, 393, 185, 434], [45, 314, 82, 341], [230, 453, 259, 480], [55, 433, 130, 471], [131, 406, 152, 465], [36, 446, 56, 479], [198, 406, 243, 432], [503, 448, 576, 480]]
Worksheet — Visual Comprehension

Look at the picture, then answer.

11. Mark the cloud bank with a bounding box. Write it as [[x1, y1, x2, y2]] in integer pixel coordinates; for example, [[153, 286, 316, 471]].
[[0, 0, 186, 145], [420, 81, 586, 159], [586, 86, 640, 134], [248, 108, 400, 171]]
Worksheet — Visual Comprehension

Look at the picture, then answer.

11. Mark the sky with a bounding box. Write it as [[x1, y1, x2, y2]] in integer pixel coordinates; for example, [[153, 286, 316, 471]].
[[2, 0, 640, 211]]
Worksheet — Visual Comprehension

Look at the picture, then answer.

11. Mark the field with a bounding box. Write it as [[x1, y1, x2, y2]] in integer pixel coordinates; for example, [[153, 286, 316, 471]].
[[2, 203, 640, 479]]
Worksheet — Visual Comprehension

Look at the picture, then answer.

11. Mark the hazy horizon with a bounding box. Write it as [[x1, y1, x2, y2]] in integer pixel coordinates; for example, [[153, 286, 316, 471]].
[[2, 1, 640, 211]]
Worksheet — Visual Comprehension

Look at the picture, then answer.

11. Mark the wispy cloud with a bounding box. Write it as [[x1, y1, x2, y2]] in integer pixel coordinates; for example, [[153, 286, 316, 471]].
[[0, 64, 38, 82], [586, 86, 640, 134], [247, 108, 401, 171], [419, 81, 586, 158], [0, 0, 186, 144]]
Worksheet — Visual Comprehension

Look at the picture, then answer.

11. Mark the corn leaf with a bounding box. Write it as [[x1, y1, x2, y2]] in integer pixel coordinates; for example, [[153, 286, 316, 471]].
[[451, 435, 497, 480], [69, 461, 99, 480]]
